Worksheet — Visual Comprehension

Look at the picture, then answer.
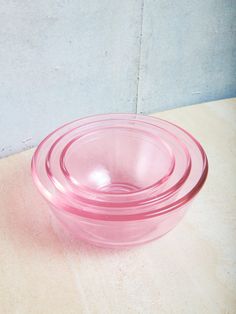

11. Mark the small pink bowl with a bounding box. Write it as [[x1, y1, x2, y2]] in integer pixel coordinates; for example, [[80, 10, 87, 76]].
[[32, 114, 208, 248]]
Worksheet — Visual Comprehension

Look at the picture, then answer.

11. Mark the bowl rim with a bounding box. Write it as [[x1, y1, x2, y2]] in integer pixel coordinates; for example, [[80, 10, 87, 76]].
[[59, 127, 175, 195], [43, 117, 192, 205], [31, 113, 208, 221]]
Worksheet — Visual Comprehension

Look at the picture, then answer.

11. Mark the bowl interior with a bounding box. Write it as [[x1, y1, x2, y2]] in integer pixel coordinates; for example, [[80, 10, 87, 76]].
[[61, 127, 174, 194]]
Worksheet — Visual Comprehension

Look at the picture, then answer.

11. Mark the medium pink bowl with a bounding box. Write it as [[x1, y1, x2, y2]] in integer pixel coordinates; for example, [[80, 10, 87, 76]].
[[32, 114, 208, 248]]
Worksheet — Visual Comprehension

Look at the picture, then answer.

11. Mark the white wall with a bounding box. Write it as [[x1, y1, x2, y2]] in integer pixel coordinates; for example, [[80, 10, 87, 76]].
[[137, 0, 236, 112], [0, 0, 235, 157]]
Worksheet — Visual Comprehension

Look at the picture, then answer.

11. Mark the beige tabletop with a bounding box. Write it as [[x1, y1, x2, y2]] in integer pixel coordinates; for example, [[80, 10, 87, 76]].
[[0, 98, 235, 314]]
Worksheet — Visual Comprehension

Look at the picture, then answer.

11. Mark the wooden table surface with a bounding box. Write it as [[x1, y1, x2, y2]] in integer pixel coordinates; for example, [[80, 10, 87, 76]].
[[0, 98, 235, 314]]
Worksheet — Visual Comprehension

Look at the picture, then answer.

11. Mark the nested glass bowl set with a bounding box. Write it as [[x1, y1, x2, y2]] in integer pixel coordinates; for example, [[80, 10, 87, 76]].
[[32, 114, 208, 248]]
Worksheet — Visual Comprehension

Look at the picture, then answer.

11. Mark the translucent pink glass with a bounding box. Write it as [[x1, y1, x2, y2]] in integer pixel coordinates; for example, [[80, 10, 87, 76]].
[[32, 114, 208, 248]]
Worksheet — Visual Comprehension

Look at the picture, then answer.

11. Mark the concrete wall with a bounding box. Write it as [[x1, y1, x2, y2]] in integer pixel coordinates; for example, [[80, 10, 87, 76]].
[[0, 0, 235, 157]]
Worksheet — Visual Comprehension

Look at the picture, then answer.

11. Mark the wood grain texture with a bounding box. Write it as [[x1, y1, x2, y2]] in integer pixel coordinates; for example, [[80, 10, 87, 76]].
[[0, 98, 235, 313]]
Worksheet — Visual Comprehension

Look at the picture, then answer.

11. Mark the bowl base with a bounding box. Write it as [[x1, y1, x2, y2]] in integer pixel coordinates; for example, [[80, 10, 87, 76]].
[[99, 182, 139, 193]]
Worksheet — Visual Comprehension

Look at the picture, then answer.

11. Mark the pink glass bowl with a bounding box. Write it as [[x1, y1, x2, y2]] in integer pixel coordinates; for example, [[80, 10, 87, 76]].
[[31, 114, 208, 248]]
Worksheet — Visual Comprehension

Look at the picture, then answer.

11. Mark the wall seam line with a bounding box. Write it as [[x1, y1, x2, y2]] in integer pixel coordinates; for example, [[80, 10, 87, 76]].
[[135, 0, 145, 114]]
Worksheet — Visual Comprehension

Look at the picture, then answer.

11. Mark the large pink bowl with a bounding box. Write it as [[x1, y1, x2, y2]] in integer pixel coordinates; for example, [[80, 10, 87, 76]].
[[32, 114, 208, 248]]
